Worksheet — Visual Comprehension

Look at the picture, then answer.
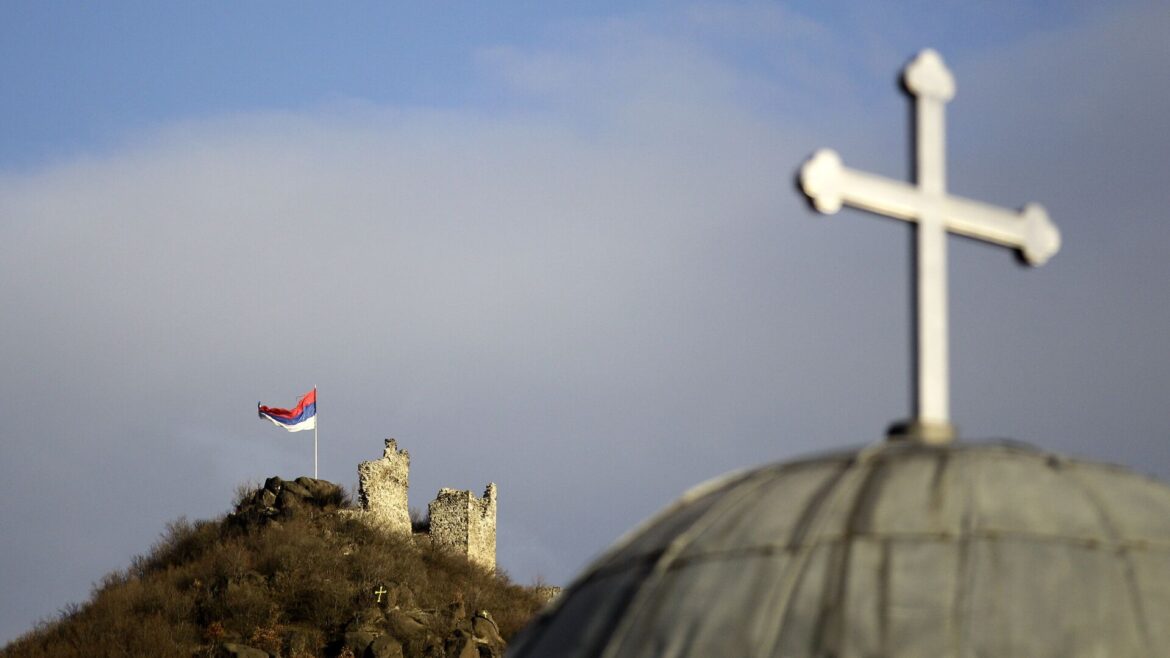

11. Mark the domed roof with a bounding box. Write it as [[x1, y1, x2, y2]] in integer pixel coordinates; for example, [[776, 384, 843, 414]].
[[509, 440, 1170, 657]]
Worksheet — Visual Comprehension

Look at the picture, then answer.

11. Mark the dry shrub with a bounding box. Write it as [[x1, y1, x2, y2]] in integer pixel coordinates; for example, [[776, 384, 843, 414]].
[[2, 479, 546, 656]]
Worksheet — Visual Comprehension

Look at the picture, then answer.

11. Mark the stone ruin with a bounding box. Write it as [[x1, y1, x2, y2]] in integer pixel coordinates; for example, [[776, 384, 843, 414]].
[[355, 438, 412, 537], [428, 483, 498, 572], [351, 438, 497, 572]]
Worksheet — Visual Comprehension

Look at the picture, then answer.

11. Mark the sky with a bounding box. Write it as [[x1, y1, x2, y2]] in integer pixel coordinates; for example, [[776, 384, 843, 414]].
[[1, 0, 1168, 644]]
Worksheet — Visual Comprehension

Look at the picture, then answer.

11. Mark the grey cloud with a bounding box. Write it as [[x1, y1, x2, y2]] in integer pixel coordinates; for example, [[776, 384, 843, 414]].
[[2, 1, 1168, 644]]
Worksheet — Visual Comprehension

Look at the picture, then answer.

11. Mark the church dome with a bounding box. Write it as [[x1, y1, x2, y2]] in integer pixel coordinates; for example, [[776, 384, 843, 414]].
[[509, 440, 1170, 657]]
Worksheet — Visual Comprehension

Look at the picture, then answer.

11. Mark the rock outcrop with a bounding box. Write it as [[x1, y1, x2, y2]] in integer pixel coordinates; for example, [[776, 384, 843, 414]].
[[229, 475, 346, 526]]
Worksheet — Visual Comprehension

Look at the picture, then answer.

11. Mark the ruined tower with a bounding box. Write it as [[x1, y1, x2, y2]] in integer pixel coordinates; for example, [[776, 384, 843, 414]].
[[352, 438, 497, 571], [354, 438, 411, 536], [428, 483, 497, 572]]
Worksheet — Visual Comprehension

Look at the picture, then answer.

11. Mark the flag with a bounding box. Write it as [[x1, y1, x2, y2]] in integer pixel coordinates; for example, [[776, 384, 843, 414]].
[[258, 388, 317, 432]]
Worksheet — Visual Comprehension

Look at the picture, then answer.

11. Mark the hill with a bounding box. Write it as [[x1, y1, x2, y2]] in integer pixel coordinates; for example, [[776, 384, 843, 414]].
[[1, 476, 548, 658]]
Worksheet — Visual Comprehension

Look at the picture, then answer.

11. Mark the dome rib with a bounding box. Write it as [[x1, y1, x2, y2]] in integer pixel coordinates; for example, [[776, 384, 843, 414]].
[[763, 442, 888, 657], [813, 447, 893, 656], [1063, 462, 1153, 655], [951, 446, 977, 657], [599, 467, 785, 658]]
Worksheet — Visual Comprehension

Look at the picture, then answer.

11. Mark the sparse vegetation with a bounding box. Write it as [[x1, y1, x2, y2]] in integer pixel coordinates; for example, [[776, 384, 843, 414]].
[[2, 478, 546, 658]]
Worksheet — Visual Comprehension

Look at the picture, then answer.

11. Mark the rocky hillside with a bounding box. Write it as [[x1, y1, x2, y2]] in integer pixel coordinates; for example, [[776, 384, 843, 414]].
[[1, 477, 548, 658]]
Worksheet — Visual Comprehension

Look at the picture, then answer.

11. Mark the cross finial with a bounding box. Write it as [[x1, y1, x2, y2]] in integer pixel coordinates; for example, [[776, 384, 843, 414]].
[[903, 49, 954, 102], [799, 49, 1060, 444]]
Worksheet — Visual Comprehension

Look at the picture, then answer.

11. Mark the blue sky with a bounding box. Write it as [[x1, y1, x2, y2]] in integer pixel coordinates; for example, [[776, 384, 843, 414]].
[[0, 1, 1099, 170], [2, 0, 1168, 644], [1, 3, 646, 168]]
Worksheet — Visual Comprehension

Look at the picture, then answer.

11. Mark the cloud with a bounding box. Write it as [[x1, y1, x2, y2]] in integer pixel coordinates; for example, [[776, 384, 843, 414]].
[[2, 0, 1169, 644], [0, 18, 830, 638]]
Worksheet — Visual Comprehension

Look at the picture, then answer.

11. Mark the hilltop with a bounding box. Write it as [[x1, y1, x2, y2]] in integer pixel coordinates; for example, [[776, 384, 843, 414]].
[[1, 476, 548, 658]]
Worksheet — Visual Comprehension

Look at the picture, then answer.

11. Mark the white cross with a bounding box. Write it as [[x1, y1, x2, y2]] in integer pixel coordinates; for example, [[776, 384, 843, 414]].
[[799, 49, 1060, 443]]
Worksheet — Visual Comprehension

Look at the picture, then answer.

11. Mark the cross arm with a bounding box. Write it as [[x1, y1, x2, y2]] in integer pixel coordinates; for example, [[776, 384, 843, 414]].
[[800, 149, 1061, 265]]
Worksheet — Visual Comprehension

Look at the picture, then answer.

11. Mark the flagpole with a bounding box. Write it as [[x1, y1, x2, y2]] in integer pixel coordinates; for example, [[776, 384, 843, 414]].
[[313, 385, 318, 479]]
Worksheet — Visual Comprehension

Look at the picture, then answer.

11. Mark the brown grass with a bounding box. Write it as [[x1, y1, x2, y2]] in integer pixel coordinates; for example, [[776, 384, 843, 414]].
[[2, 485, 545, 658]]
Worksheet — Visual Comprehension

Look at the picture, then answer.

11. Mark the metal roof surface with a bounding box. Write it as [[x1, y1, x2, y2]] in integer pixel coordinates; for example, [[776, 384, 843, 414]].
[[509, 440, 1170, 657]]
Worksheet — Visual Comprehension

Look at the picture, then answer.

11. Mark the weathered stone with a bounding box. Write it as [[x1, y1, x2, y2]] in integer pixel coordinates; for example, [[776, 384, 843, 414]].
[[445, 596, 467, 625], [232, 474, 349, 527], [344, 630, 377, 654], [532, 586, 562, 608], [218, 642, 270, 658], [295, 476, 341, 502], [366, 634, 405, 658], [276, 489, 303, 513], [471, 611, 504, 651], [428, 484, 497, 572], [280, 479, 312, 499], [445, 630, 480, 658], [376, 582, 416, 611], [283, 628, 316, 656], [350, 439, 498, 570], [355, 439, 413, 535], [385, 608, 449, 657], [384, 609, 428, 642], [346, 606, 387, 634]]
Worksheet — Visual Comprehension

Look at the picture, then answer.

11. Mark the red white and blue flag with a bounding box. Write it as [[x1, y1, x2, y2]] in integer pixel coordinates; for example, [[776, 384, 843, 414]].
[[258, 388, 317, 432]]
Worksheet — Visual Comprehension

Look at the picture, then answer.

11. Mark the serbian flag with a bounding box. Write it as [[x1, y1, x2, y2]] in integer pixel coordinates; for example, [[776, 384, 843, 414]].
[[258, 388, 317, 432]]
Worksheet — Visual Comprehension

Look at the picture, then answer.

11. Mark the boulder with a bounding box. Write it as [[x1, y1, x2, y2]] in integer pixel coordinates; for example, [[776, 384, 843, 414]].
[[276, 489, 304, 516], [233, 476, 345, 525], [377, 582, 415, 611], [471, 610, 504, 650], [218, 642, 270, 658], [384, 608, 444, 657], [283, 628, 316, 656], [344, 630, 377, 655], [384, 608, 429, 642], [444, 596, 467, 626], [366, 634, 405, 658], [280, 479, 312, 499], [295, 476, 342, 502], [445, 629, 481, 658], [346, 606, 388, 634]]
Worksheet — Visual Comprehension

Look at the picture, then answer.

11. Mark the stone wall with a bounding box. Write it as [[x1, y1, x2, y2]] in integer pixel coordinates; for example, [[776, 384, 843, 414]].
[[352, 438, 498, 571], [467, 483, 497, 572], [532, 586, 563, 608], [428, 483, 497, 572], [354, 438, 411, 536]]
